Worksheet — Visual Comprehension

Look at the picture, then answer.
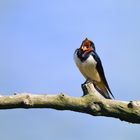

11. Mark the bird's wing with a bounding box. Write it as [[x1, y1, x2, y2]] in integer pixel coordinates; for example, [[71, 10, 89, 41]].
[[91, 51, 114, 99]]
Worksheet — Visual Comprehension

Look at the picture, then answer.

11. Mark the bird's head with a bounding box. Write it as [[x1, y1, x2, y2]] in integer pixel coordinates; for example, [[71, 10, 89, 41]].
[[79, 38, 95, 54]]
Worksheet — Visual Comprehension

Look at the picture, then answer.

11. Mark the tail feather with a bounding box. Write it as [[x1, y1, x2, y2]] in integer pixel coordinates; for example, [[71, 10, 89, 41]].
[[94, 81, 113, 99]]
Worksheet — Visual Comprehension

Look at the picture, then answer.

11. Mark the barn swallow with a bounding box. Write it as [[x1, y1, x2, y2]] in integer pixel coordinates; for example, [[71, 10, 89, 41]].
[[74, 38, 114, 99]]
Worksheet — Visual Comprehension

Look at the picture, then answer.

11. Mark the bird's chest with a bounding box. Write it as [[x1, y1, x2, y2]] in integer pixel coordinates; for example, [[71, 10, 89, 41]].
[[77, 55, 97, 68], [74, 54, 100, 81], [74, 52, 96, 67]]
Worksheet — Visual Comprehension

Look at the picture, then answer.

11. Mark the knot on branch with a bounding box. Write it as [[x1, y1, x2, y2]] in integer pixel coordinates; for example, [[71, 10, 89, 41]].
[[90, 102, 101, 112], [128, 101, 140, 109], [22, 95, 33, 108], [57, 93, 65, 101]]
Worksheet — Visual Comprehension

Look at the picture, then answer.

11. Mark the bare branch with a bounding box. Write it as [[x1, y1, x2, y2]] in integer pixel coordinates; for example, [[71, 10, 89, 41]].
[[0, 83, 140, 124]]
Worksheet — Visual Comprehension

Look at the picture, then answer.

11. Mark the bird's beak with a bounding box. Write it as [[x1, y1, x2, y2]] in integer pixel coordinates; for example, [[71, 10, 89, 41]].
[[81, 46, 88, 51], [81, 46, 93, 52]]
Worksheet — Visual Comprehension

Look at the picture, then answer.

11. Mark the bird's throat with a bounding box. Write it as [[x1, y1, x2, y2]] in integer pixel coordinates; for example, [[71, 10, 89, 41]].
[[77, 49, 91, 62]]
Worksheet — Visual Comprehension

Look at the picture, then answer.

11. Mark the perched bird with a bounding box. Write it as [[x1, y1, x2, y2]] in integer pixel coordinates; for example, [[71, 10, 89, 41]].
[[74, 38, 114, 99]]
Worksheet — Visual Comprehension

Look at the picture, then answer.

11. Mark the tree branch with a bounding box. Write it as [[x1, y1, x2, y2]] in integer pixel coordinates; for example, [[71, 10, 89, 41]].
[[0, 83, 140, 124]]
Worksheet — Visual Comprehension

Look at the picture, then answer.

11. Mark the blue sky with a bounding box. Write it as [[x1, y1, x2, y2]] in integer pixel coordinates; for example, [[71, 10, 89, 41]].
[[0, 0, 140, 140]]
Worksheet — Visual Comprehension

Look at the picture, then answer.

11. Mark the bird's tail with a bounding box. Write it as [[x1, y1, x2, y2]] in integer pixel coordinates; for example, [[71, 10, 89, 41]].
[[94, 81, 113, 99]]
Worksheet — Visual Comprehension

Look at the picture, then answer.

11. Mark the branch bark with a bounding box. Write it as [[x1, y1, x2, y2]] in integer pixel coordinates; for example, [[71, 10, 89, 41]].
[[0, 83, 140, 124]]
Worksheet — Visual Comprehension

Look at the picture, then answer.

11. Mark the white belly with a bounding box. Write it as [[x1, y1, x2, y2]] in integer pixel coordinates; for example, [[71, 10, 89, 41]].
[[74, 54, 101, 82]]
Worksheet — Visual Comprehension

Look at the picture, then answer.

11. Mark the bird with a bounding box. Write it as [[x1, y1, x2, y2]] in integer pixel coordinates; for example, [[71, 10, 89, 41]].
[[74, 38, 114, 99]]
